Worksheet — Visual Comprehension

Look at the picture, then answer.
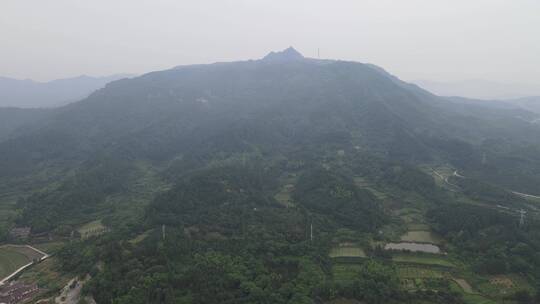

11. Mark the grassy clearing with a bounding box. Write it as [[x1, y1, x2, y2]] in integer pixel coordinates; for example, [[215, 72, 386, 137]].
[[329, 246, 366, 258], [400, 230, 442, 244], [392, 254, 455, 268], [274, 184, 295, 207], [0, 247, 32, 279]]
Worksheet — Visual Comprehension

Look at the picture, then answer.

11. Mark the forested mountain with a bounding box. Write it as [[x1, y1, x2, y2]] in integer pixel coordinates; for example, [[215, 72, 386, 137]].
[[0, 107, 52, 142], [2, 48, 540, 303], [0, 74, 131, 108], [2, 48, 539, 192]]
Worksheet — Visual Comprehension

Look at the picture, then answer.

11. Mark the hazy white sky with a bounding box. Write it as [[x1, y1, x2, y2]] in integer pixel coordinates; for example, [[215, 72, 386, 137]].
[[1, 0, 539, 84]]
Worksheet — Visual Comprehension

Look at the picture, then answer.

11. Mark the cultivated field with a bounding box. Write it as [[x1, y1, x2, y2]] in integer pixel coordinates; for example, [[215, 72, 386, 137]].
[[392, 253, 455, 268], [400, 230, 442, 244], [329, 246, 366, 258], [475, 274, 533, 297], [0, 245, 46, 280]]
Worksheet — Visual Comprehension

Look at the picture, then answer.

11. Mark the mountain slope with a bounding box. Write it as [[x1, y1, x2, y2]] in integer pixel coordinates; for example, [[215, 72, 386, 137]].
[[1, 49, 539, 193], [0, 107, 52, 142]]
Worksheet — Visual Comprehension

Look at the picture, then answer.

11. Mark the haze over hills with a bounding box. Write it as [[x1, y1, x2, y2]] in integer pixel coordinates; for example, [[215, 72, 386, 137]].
[[0, 74, 132, 108], [413, 79, 540, 116], [508, 96, 540, 114], [1, 48, 540, 303], [413, 79, 540, 100]]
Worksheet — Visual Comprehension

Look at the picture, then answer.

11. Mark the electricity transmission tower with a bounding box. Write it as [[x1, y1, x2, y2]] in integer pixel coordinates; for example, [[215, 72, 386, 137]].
[[310, 222, 313, 242], [519, 209, 526, 227], [162, 224, 166, 240]]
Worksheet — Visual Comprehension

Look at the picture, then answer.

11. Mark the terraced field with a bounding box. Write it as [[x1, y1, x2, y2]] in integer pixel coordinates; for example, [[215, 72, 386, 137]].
[[392, 253, 455, 268], [475, 274, 534, 297]]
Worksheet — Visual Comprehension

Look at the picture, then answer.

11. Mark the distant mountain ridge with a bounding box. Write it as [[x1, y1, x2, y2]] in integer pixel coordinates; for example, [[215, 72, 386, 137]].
[[0, 74, 133, 108], [507, 96, 540, 114]]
